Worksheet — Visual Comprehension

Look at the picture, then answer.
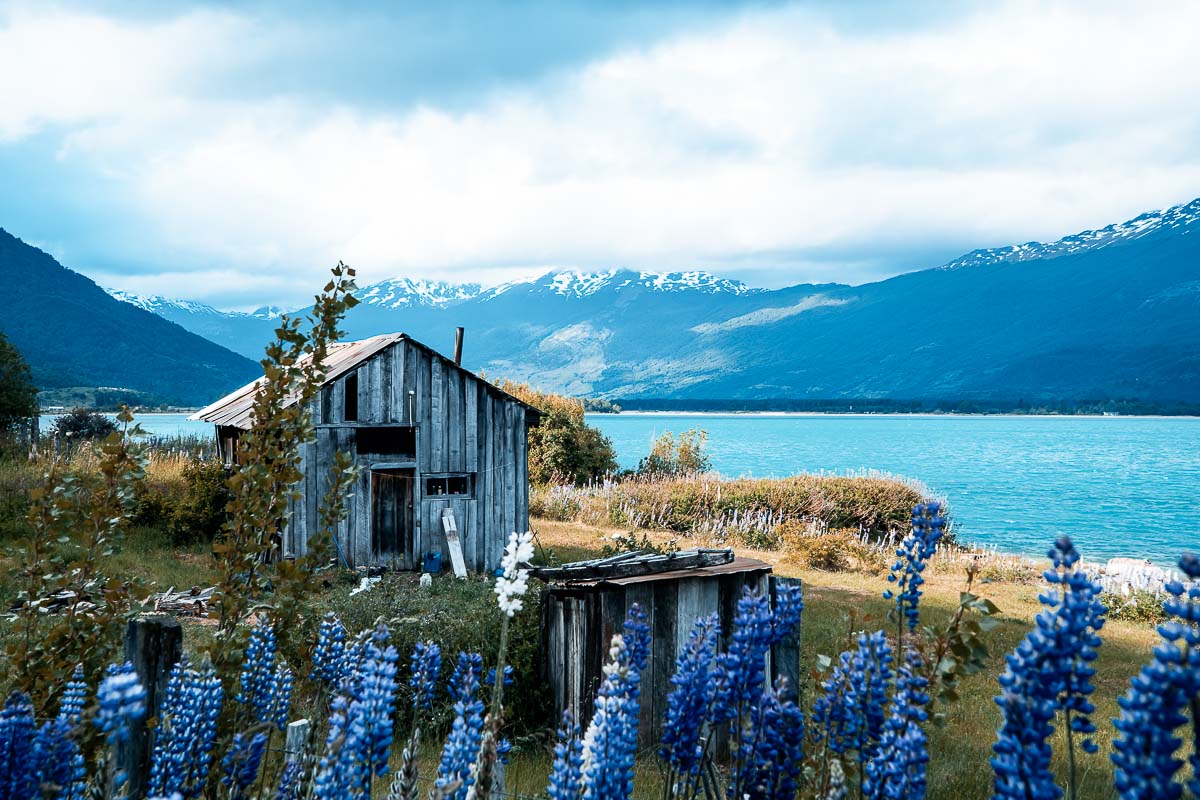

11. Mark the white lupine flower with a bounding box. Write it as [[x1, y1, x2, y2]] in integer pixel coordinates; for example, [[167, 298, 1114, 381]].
[[495, 531, 535, 616]]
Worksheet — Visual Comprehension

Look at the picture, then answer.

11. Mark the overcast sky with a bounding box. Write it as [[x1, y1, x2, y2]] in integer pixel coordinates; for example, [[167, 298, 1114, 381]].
[[3, 0, 1200, 309]]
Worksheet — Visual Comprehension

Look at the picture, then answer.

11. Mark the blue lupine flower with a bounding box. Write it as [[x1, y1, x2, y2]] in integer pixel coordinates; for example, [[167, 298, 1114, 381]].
[[409, 640, 442, 712], [738, 679, 805, 800], [547, 711, 584, 800], [34, 715, 77, 800], [58, 665, 88, 725], [313, 613, 349, 687], [359, 623, 401, 776], [53, 666, 88, 800], [486, 665, 515, 687], [661, 613, 720, 778], [991, 536, 1105, 800], [770, 582, 804, 648], [497, 738, 513, 765], [884, 502, 946, 632], [709, 590, 773, 724], [863, 650, 930, 800], [1111, 553, 1200, 799], [1, 691, 37, 799], [149, 656, 224, 800], [580, 605, 650, 800], [312, 693, 369, 799], [812, 630, 894, 758], [95, 662, 147, 748], [238, 618, 291, 729], [275, 758, 302, 800], [221, 731, 268, 800], [435, 652, 486, 800]]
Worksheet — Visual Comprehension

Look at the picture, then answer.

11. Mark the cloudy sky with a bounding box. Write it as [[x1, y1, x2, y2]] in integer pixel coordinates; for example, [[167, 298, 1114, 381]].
[[3, 0, 1200, 309]]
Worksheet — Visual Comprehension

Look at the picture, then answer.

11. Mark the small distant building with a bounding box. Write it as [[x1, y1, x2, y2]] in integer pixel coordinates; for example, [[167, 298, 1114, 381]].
[[534, 550, 801, 746], [191, 333, 540, 573]]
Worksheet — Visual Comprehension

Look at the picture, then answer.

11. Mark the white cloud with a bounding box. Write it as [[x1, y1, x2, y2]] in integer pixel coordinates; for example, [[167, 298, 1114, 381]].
[[5, 1, 1200, 305]]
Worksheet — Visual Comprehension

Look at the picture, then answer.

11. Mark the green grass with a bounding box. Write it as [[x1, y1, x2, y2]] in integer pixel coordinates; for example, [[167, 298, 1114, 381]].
[[534, 519, 1163, 800], [0, 468, 1173, 799]]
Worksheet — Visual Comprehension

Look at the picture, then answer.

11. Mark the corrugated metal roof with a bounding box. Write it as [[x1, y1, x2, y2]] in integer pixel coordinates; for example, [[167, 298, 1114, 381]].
[[190, 333, 537, 430], [553, 556, 772, 588]]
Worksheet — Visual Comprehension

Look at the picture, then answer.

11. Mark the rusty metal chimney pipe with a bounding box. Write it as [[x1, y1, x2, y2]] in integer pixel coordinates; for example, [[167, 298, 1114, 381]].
[[454, 327, 464, 366]]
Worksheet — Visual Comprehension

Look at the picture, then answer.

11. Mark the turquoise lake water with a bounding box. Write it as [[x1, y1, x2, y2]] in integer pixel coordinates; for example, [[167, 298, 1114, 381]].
[[42, 412, 1200, 563]]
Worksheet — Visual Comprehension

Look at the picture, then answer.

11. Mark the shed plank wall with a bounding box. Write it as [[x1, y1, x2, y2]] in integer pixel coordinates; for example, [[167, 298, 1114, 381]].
[[278, 339, 530, 573], [543, 570, 779, 747]]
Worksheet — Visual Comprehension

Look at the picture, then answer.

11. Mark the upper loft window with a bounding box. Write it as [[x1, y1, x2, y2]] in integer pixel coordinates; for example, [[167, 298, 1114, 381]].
[[425, 474, 473, 498], [344, 371, 359, 421], [355, 426, 416, 458]]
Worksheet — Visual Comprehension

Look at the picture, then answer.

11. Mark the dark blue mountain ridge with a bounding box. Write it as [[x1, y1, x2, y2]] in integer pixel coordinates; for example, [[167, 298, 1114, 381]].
[[0, 228, 259, 406], [83, 195, 1200, 403]]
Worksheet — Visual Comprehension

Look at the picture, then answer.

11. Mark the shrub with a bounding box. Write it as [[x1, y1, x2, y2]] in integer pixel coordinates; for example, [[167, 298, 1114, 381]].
[[1101, 590, 1167, 625], [49, 407, 118, 440], [0, 332, 37, 434], [637, 428, 711, 477], [780, 525, 862, 572], [167, 459, 231, 545], [497, 381, 617, 485]]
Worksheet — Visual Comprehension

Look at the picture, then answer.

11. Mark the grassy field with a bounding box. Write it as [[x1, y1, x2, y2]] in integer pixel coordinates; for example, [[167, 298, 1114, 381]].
[[0, 497, 1165, 799], [529, 518, 1160, 800]]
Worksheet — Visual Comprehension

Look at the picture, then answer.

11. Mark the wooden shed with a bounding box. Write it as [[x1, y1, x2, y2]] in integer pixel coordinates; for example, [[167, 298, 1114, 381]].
[[535, 550, 801, 746], [191, 333, 540, 573]]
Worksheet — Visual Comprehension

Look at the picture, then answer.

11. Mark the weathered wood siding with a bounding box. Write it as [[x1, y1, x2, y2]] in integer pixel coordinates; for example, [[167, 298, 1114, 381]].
[[541, 568, 796, 747], [281, 338, 532, 573]]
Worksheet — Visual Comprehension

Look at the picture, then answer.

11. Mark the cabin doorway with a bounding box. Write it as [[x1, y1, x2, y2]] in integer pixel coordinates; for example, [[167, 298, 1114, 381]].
[[371, 468, 414, 562]]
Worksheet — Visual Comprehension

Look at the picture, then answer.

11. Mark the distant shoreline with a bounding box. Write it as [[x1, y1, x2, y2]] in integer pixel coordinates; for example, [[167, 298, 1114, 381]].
[[592, 410, 1200, 420]]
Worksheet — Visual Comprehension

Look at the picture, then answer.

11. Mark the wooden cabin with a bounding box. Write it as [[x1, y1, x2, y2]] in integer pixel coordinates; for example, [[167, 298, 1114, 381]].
[[534, 550, 801, 746], [191, 333, 540, 573]]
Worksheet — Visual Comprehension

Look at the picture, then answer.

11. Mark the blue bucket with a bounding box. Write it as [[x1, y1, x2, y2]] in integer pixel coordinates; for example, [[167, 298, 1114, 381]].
[[423, 552, 443, 574]]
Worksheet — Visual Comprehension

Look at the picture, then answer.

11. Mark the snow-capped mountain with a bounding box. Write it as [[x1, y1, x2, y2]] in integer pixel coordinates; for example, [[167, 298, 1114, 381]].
[[92, 195, 1200, 404], [484, 268, 758, 300], [357, 277, 483, 309], [942, 196, 1200, 271], [105, 290, 224, 316]]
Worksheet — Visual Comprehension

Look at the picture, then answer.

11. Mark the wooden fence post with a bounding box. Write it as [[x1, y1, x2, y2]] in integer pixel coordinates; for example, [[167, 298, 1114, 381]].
[[119, 614, 183, 799], [769, 575, 803, 698], [285, 718, 311, 761]]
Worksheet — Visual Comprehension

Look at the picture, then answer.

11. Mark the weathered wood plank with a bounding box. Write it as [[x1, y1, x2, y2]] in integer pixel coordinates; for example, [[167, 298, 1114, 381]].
[[431, 357, 445, 472], [770, 575, 803, 697], [530, 548, 734, 581], [465, 380, 478, 472]]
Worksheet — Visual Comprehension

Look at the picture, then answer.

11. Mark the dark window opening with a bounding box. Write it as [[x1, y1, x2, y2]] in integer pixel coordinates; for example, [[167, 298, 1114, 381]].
[[425, 474, 473, 498], [356, 426, 417, 457], [344, 372, 359, 421]]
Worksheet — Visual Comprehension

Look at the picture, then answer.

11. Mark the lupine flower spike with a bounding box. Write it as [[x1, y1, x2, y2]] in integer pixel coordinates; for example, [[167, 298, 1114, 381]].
[[884, 502, 946, 640], [56, 665, 89, 800], [661, 613, 720, 785], [580, 605, 650, 800], [149, 656, 224, 800], [863, 649, 931, 800], [221, 731, 268, 800], [547, 711, 584, 800], [991, 536, 1105, 800], [313, 613, 350, 687], [238, 618, 293, 730], [435, 652, 486, 800], [1111, 553, 1200, 799]]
